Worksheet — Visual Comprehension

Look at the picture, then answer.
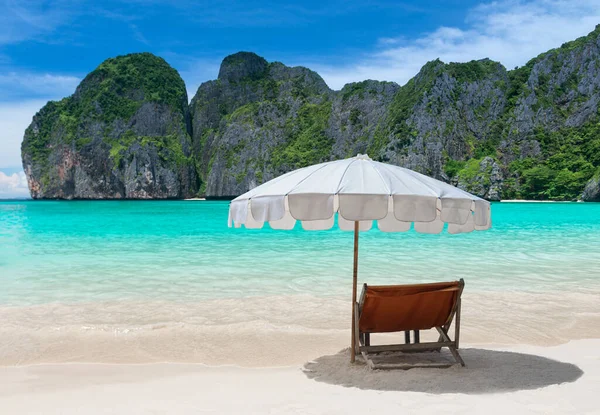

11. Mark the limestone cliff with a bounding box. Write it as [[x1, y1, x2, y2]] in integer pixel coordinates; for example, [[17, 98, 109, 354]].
[[189, 52, 334, 196], [22, 26, 600, 201], [189, 27, 600, 200], [22, 53, 197, 199]]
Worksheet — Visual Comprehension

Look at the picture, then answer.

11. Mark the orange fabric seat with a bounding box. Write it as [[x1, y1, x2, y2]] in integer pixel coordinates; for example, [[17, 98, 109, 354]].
[[358, 281, 461, 333]]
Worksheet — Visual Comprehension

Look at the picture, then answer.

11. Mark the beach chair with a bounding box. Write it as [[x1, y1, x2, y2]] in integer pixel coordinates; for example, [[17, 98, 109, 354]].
[[354, 279, 465, 370]]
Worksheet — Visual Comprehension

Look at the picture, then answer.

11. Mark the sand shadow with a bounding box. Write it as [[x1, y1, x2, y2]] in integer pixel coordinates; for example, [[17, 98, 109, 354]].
[[303, 348, 583, 394]]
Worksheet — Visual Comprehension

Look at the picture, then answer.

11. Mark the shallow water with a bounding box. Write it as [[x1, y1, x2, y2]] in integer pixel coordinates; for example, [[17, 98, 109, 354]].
[[0, 201, 599, 365]]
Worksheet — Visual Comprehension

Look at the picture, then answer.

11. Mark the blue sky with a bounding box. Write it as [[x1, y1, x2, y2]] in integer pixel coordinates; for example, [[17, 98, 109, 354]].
[[1, 0, 599, 198]]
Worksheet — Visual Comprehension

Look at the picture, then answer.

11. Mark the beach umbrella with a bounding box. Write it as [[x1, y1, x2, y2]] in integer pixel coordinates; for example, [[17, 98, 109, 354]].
[[228, 154, 492, 362]]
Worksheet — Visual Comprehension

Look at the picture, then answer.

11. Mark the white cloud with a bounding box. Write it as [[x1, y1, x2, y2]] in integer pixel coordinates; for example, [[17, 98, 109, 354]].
[[129, 23, 150, 45], [0, 171, 30, 199], [0, 0, 80, 45], [0, 100, 46, 168], [0, 72, 80, 100], [0, 71, 78, 169], [312, 0, 600, 89]]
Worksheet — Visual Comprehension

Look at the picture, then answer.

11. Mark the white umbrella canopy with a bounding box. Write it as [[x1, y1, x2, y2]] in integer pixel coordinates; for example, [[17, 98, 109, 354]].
[[228, 154, 492, 362], [229, 154, 491, 233]]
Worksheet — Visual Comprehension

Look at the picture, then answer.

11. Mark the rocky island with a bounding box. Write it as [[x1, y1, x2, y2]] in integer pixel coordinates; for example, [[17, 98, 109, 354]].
[[22, 53, 197, 199], [22, 26, 600, 200]]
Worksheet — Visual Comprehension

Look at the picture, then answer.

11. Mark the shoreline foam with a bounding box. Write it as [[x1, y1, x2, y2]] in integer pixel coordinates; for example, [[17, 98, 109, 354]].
[[499, 199, 578, 203]]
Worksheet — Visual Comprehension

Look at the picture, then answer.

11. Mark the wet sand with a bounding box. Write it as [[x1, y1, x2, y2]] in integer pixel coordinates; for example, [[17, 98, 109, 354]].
[[1, 289, 599, 366]]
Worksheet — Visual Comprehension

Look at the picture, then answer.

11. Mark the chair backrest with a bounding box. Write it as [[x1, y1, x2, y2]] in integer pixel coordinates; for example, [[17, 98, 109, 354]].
[[358, 280, 462, 333]]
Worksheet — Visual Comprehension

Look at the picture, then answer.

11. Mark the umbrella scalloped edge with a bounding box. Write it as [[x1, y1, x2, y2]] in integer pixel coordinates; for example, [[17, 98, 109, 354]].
[[229, 194, 491, 234]]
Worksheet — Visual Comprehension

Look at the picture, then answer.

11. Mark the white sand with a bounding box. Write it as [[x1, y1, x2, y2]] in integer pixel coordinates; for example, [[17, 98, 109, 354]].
[[0, 339, 598, 414]]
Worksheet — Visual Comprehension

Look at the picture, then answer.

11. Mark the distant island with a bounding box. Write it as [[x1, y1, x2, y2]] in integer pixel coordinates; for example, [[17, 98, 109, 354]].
[[21, 26, 600, 201]]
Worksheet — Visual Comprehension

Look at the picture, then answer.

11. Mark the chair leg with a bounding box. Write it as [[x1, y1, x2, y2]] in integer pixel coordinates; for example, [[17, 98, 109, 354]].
[[404, 331, 410, 344], [354, 304, 377, 368], [435, 327, 465, 366], [414, 330, 420, 343], [455, 299, 461, 349], [448, 345, 465, 366]]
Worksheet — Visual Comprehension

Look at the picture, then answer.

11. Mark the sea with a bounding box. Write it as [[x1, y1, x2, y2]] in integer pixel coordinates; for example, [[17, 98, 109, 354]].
[[1, 201, 599, 366]]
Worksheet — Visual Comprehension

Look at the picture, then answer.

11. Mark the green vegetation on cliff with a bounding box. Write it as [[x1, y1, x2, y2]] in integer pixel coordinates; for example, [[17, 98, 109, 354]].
[[22, 100, 70, 169], [446, 59, 501, 83], [507, 123, 600, 200], [81, 52, 187, 121], [271, 100, 333, 169]]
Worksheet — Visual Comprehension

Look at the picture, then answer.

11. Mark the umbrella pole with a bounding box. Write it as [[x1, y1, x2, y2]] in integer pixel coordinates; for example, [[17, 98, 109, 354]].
[[351, 220, 359, 363]]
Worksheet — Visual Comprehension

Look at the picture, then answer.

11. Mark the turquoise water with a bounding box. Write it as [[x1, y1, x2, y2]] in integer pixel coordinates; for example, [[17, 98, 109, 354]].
[[1, 201, 600, 306]]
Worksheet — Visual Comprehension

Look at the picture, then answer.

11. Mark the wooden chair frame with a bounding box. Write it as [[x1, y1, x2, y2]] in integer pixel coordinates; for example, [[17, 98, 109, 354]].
[[354, 279, 465, 370]]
